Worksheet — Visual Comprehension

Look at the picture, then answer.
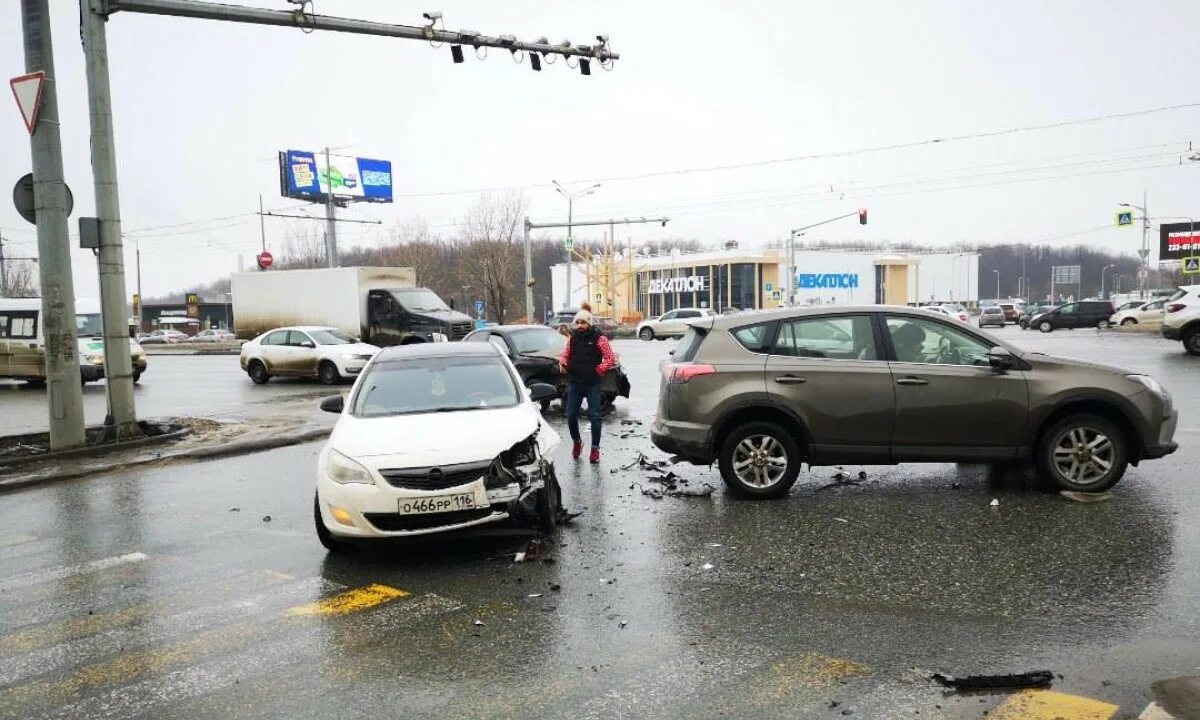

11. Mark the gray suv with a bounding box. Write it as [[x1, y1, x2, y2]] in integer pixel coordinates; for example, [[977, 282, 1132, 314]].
[[651, 306, 1178, 498]]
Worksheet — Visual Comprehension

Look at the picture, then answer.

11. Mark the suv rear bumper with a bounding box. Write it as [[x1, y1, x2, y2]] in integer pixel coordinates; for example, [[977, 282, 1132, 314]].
[[1161, 325, 1181, 340], [651, 419, 713, 463]]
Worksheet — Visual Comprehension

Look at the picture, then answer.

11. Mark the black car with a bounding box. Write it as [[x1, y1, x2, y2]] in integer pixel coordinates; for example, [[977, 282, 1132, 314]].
[[1028, 300, 1114, 332], [1018, 304, 1055, 329], [464, 324, 631, 411]]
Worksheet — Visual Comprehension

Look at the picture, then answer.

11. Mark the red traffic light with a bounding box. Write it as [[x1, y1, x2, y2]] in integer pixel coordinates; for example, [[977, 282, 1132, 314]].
[[858, 208, 868, 225]]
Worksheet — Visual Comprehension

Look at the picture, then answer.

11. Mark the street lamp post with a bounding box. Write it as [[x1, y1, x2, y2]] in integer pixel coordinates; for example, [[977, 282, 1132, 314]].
[[1119, 196, 1149, 299], [552, 180, 601, 310], [993, 270, 1000, 302], [1101, 264, 1114, 299]]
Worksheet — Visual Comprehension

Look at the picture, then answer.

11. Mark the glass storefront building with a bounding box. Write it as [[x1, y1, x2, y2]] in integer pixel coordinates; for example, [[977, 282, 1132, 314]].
[[639, 260, 770, 317]]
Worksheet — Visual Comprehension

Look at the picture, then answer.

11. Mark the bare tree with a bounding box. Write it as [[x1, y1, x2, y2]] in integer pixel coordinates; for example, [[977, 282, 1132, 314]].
[[457, 192, 528, 323], [0, 259, 38, 297], [276, 227, 326, 270]]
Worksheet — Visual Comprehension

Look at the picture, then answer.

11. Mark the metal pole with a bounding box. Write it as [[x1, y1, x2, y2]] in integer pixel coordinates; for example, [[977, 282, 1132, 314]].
[[788, 230, 797, 306], [523, 218, 532, 322], [81, 0, 139, 439], [565, 197, 573, 309], [1140, 191, 1149, 299], [0, 233, 7, 294], [23, 0, 86, 449], [135, 235, 142, 332], [258, 193, 266, 253], [324, 147, 337, 268]]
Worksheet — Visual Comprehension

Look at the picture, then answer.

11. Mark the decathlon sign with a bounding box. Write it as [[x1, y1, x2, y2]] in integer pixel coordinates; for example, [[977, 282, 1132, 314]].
[[798, 273, 859, 289], [649, 275, 708, 294]]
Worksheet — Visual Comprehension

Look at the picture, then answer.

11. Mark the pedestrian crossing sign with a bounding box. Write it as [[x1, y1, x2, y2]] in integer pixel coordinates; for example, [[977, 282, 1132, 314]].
[[1116, 210, 1134, 227], [1184, 256, 1200, 275]]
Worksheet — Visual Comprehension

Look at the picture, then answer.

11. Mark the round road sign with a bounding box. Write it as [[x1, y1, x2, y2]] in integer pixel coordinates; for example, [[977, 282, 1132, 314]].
[[13, 172, 73, 225], [1138, 267, 1149, 280], [257, 251, 274, 270]]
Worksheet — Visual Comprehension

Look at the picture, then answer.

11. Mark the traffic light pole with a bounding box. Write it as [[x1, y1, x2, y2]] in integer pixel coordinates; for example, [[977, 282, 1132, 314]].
[[786, 210, 867, 305], [21, 0, 87, 450], [81, 0, 139, 440], [525, 216, 669, 319]]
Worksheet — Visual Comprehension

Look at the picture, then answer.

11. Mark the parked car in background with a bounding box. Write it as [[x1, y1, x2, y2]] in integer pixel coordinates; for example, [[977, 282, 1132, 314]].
[[977, 305, 1006, 328], [637, 308, 715, 341], [313, 343, 562, 550], [592, 316, 619, 339], [138, 329, 188, 344], [464, 324, 631, 410], [546, 309, 580, 328], [720, 307, 745, 316], [1028, 300, 1114, 332], [239, 326, 379, 385], [1018, 304, 1055, 329], [1162, 285, 1200, 355], [191, 328, 236, 343], [1111, 299, 1165, 326], [938, 304, 969, 322], [651, 306, 1177, 499], [1113, 300, 1147, 314], [999, 303, 1020, 324]]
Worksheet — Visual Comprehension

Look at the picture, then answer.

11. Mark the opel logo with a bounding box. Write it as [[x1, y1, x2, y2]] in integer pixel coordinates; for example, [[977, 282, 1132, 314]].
[[428, 468, 443, 480]]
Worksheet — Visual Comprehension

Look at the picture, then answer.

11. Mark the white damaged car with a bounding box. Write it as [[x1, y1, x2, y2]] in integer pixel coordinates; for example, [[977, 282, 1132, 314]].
[[313, 342, 562, 550]]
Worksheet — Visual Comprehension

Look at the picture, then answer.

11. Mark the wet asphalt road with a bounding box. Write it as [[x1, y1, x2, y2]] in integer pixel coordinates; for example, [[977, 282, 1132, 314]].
[[0, 327, 1198, 719], [0, 354, 335, 435]]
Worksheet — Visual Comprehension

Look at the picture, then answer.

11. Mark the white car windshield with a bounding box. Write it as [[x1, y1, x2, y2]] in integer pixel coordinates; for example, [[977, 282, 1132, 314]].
[[352, 356, 520, 417], [510, 328, 566, 355], [309, 329, 356, 345], [76, 313, 103, 338]]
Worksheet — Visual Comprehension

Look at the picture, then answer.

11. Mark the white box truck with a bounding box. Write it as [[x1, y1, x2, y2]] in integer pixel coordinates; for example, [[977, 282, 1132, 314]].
[[231, 267, 474, 345]]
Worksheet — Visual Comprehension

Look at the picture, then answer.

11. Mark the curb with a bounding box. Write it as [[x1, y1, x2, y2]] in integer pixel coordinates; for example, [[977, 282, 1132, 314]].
[[0, 426, 331, 493], [0, 427, 192, 470]]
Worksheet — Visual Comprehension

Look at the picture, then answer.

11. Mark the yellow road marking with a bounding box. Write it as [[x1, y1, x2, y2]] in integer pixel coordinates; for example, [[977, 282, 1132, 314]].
[[285, 584, 408, 616], [991, 689, 1119, 720], [745, 652, 871, 706]]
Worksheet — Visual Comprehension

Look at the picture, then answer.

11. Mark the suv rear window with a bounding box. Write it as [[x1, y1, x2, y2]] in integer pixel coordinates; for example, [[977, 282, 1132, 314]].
[[731, 323, 772, 353], [674, 327, 708, 362]]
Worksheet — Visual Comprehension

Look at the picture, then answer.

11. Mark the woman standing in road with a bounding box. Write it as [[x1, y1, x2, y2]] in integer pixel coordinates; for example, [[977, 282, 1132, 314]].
[[559, 308, 617, 463]]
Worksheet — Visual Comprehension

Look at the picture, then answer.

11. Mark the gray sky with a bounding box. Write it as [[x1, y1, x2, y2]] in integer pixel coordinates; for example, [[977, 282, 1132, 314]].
[[3, 0, 1199, 299]]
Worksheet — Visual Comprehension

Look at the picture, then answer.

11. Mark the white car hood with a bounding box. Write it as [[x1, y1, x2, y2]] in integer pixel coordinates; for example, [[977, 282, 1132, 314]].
[[322, 342, 379, 356], [329, 403, 558, 467]]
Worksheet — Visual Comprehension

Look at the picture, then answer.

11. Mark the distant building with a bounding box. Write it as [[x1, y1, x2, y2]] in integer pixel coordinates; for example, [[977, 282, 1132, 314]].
[[551, 248, 980, 320], [139, 302, 234, 335]]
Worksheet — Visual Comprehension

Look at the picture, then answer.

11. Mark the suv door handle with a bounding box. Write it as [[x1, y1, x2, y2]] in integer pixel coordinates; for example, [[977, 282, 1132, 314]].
[[773, 375, 807, 384], [896, 377, 928, 386]]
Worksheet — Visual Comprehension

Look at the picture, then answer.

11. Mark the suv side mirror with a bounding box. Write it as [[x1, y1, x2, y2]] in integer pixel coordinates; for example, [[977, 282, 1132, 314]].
[[528, 383, 556, 403], [320, 395, 345, 413], [988, 346, 1015, 371]]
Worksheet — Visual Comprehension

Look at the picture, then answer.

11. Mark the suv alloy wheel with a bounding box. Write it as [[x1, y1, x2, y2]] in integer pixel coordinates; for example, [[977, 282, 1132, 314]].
[[718, 422, 802, 499], [1039, 320, 1054, 333], [1037, 414, 1128, 492]]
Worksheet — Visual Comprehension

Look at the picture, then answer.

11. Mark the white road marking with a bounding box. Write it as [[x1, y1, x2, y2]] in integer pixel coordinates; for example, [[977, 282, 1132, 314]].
[[0, 552, 147, 593]]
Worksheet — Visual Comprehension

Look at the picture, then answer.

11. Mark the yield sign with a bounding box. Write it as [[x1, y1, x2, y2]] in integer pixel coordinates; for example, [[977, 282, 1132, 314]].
[[9, 72, 46, 135]]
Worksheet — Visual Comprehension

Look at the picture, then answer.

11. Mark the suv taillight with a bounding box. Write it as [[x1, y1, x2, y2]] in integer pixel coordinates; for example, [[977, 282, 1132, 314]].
[[1167, 303, 1187, 313], [664, 363, 716, 384]]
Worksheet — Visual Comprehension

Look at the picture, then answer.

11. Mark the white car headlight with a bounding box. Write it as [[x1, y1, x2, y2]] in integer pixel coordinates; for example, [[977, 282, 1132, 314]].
[[325, 449, 374, 485], [1127, 374, 1164, 395]]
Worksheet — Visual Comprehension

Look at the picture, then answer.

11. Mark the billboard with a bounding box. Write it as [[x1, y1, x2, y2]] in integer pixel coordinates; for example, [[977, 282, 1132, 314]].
[[279, 150, 393, 203], [1159, 221, 1200, 261]]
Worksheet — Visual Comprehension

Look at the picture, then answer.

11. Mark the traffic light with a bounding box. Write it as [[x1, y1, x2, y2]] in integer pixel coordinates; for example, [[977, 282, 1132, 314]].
[[858, 208, 868, 225]]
